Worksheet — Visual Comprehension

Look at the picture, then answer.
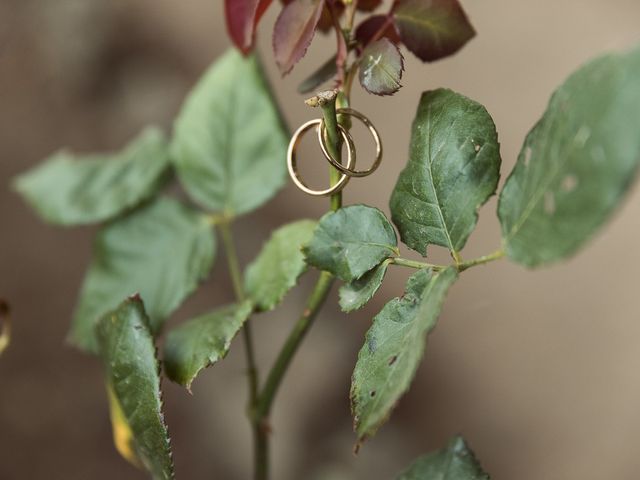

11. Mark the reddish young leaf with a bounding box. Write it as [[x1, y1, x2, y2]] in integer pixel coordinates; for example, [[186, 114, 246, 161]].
[[355, 14, 401, 49], [273, 0, 326, 75], [358, 38, 404, 95], [357, 0, 383, 11], [392, 0, 475, 62], [225, 0, 274, 54], [280, 0, 343, 33]]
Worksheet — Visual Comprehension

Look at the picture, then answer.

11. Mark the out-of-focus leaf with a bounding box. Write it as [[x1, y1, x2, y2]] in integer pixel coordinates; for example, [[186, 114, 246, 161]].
[[245, 220, 317, 311], [96, 297, 174, 480], [303, 205, 398, 282], [355, 15, 400, 49], [390, 89, 501, 256], [70, 197, 216, 353], [392, 0, 475, 62], [359, 38, 404, 95], [396, 436, 490, 480], [298, 55, 338, 93], [0, 300, 10, 357], [13, 127, 169, 226], [273, 0, 325, 75], [499, 47, 640, 266], [357, 0, 383, 12], [351, 267, 458, 443], [164, 301, 253, 390], [171, 50, 288, 217], [338, 259, 390, 312], [224, 0, 274, 54]]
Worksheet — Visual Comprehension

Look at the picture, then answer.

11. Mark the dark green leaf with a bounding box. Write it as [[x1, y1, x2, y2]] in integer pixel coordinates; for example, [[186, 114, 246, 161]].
[[338, 259, 390, 312], [14, 127, 169, 226], [245, 220, 317, 311], [96, 297, 174, 480], [392, 0, 475, 62], [298, 55, 338, 94], [171, 50, 288, 217], [351, 267, 458, 443], [396, 436, 490, 480], [70, 197, 216, 353], [499, 47, 640, 266], [390, 89, 501, 256], [359, 38, 404, 96], [164, 301, 253, 390], [303, 205, 399, 282]]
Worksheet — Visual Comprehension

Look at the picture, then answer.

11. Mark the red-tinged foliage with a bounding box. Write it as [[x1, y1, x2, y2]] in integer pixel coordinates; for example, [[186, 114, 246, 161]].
[[225, 0, 274, 54], [355, 14, 401, 50], [358, 37, 404, 95], [273, 0, 326, 75], [392, 0, 475, 62]]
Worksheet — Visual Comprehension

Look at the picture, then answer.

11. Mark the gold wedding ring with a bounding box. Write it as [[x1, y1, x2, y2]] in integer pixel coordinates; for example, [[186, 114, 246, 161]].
[[317, 108, 383, 178], [287, 119, 357, 197]]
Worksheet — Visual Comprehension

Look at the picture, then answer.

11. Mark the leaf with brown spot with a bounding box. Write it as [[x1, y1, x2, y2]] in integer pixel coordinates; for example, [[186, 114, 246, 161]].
[[273, 0, 326, 75]]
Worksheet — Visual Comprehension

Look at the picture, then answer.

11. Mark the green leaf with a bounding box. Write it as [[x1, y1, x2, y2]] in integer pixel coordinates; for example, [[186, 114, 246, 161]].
[[303, 205, 399, 282], [390, 89, 501, 256], [13, 127, 170, 226], [396, 436, 490, 480], [245, 220, 317, 311], [171, 49, 288, 217], [338, 259, 390, 312], [164, 301, 253, 390], [498, 47, 640, 267], [351, 267, 458, 443], [96, 297, 174, 480], [70, 197, 216, 353], [359, 38, 404, 96], [392, 0, 475, 63]]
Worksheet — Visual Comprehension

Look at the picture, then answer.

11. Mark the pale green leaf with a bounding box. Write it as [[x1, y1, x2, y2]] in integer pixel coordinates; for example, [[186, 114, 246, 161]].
[[245, 220, 317, 311], [14, 127, 170, 226], [303, 205, 398, 282], [396, 436, 490, 480], [70, 197, 216, 353], [164, 301, 253, 390], [351, 267, 458, 442], [499, 47, 640, 266], [338, 259, 390, 312], [171, 49, 288, 217], [390, 89, 501, 256], [359, 38, 404, 96], [96, 297, 174, 480]]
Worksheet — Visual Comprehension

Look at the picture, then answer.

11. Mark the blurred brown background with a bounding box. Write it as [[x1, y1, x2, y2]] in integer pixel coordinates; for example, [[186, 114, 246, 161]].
[[2, 1, 640, 479]]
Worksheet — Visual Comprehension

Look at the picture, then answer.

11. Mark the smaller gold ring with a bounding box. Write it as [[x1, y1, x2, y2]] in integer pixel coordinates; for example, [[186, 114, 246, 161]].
[[287, 119, 357, 197], [317, 108, 383, 178]]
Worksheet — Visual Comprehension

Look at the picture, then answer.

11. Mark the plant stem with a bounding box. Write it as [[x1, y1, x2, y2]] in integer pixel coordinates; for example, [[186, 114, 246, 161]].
[[457, 249, 505, 271], [391, 257, 444, 271], [219, 220, 264, 479], [254, 270, 334, 420]]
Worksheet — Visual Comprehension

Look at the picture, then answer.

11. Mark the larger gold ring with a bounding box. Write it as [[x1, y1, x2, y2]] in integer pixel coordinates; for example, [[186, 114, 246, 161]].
[[317, 108, 382, 178], [287, 119, 357, 197]]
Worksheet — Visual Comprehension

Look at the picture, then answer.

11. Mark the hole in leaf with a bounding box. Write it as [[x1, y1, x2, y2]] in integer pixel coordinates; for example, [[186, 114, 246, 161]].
[[370, 390, 376, 397], [561, 174, 578, 192], [544, 191, 556, 215], [388, 355, 398, 366], [474, 143, 481, 153]]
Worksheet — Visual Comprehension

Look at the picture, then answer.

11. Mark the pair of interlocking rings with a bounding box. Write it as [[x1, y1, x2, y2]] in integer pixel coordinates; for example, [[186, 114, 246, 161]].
[[287, 108, 383, 196]]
